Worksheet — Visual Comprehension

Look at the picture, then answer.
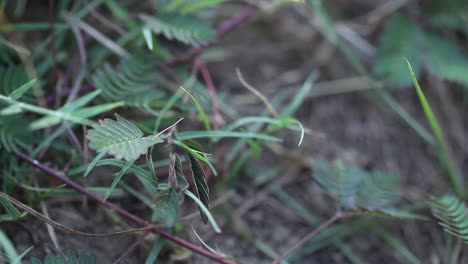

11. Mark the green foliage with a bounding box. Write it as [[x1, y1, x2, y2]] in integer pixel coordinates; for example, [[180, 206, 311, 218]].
[[29, 249, 96, 264], [375, 10, 468, 88], [430, 195, 468, 244], [423, 33, 468, 86], [313, 159, 365, 207], [0, 115, 32, 152], [374, 13, 421, 87], [187, 147, 210, 224], [91, 58, 166, 112], [0, 66, 30, 97], [406, 60, 462, 197], [313, 159, 423, 220], [153, 0, 228, 14], [424, 0, 468, 31], [152, 187, 179, 226], [87, 114, 164, 162], [141, 14, 215, 46]]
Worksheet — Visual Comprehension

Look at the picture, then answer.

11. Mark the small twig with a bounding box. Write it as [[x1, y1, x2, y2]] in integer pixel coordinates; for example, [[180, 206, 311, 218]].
[[193, 59, 222, 130], [236, 68, 280, 118], [113, 230, 152, 264], [272, 210, 350, 264]]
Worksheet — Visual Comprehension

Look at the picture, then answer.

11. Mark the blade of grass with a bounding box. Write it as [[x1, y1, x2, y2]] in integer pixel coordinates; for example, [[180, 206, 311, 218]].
[[179, 86, 212, 131], [103, 160, 134, 201], [405, 58, 462, 197], [177, 130, 282, 142], [307, 0, 433, 144], [371, 224, 421, 264], [145, 236, 166, 264], [184, 189, 221, 233]]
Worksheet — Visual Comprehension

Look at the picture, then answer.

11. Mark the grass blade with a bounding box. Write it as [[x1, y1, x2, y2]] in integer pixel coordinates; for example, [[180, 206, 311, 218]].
[[405, 58, 462, 197]]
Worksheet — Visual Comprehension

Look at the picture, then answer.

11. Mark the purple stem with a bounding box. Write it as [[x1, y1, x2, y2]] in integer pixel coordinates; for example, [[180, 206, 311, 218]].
[[15, 151, 235, 264]]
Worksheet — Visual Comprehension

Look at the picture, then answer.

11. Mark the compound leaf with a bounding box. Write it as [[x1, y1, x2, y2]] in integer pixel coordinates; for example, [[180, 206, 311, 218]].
[[87, 114, 163, 161]]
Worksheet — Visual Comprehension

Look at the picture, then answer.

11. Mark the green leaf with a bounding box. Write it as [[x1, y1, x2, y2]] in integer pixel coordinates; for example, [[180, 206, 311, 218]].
[[152, 187, 179, 226], [103, 160, 134, 201], [44, 254, 56, 264], [187, 151, 210, 224], [92, 57, 165, 112], [174, 154, 189, 191], [142, 27, 154, 51], [179, 86, 212, 131], [430, 195, 468, 244], [145, 236, 166, 264], [0, 66, 29, 97], [356, 171, 400, 208], [0, 196, 23, 220], [84, 151, 106, 177], [177, 130, 281, 142], [313, 159, 364, 207], [184, 189, 221, 233], [8, 79, 36, 100], [375, 13, 421, 87], [423, 32, 468, 86], [87, 114, 163, 162], [0, 230, 19, 263], [179, 0, 228, 14], [424, 0, 468, 31], [140, 14, 215, 46]]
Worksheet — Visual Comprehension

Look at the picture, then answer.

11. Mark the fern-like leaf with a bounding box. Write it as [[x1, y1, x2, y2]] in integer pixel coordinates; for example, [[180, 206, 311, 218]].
[[87, 114, 163, 161], [356, 171, 400, 208], [430, 195, 468, 244], [313, 159, 364, 207], [374, 13, 421, 87], [140, 14, 215, 46], [92, 58, 166, 112]]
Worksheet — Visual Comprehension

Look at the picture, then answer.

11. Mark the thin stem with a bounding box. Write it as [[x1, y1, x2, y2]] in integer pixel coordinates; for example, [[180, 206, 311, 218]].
[[271, 210, 347, 264], [15, 152, 235, 264], [193, 59, 221, 130]]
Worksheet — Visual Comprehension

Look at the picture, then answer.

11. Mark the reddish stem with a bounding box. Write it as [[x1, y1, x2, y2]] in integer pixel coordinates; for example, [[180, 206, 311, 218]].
[[15, 152, 235, 264], [193, 59, 221, 130]]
